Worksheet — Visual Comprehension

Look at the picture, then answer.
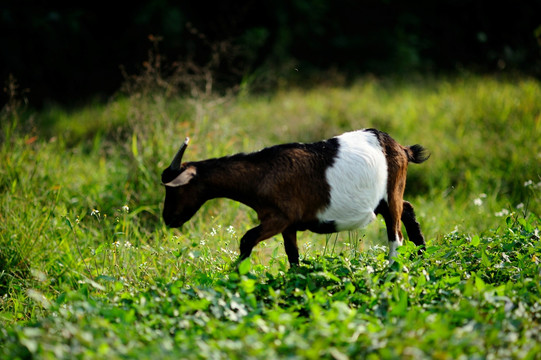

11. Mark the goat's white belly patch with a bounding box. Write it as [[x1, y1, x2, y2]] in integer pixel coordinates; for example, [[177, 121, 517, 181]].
[[317, 130, 388, 231]]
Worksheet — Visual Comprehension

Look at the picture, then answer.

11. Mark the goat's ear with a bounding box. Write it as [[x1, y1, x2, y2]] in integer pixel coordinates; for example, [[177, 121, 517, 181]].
[[164, 166, 197, 187]]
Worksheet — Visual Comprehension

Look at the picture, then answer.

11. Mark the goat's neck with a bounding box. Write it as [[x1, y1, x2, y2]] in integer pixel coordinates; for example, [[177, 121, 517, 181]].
[[196, 156, 263, 208]]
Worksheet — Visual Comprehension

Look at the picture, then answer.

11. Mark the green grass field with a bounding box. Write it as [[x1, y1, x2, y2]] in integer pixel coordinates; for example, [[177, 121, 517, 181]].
[[1, 74, 540, 359]]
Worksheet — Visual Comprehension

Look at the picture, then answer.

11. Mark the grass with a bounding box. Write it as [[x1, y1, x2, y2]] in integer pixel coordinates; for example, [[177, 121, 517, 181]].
[[1, 73, 540, 359]]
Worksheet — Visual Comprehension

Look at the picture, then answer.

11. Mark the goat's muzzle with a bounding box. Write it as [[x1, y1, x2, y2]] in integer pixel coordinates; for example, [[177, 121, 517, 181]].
[[163, 216, 185, 229]]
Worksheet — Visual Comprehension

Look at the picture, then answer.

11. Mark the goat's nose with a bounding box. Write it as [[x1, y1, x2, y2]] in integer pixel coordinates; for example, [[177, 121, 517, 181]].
[[164, 217, 183, 229]]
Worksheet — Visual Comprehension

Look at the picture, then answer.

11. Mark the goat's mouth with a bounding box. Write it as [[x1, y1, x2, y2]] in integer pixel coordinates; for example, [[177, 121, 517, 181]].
[[167, 222, 183, 229], [164, 217, 185, 229]]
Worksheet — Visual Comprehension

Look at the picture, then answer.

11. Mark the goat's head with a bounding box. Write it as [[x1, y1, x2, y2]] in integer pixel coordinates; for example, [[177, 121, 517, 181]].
[[161, 138, 203, 228]]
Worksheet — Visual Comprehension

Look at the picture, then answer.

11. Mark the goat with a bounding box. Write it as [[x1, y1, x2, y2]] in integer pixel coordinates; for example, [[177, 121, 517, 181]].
[[161, 129, 429, 266]]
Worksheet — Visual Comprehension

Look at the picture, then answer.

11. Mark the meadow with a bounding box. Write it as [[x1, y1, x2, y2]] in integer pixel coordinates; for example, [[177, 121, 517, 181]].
[[1, 73, 540, 359]]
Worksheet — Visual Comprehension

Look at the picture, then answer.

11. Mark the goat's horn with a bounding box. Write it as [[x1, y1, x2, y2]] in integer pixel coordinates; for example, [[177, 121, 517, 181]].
[[170, 137, 190, 170]]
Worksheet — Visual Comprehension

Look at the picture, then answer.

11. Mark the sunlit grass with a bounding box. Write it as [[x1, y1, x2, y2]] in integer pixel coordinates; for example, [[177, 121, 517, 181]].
[[1, 74, 540, 327], [1, 73, 540, 358]]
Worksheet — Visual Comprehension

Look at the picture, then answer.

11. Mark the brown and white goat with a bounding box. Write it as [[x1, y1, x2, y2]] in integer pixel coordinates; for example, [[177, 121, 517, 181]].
[[161, 129, 429, 266]]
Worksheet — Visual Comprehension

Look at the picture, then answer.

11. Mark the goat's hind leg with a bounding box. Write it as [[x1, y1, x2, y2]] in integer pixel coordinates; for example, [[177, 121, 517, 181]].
[[401, 201, 426, 254], [374, 199, 403, 262]]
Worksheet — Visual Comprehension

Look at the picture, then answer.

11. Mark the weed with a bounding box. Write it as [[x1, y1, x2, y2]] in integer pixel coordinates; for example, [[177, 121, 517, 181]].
[[0, 74, 540, 358]]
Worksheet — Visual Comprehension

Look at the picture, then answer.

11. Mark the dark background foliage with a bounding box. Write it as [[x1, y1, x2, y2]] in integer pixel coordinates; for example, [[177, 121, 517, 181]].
[[2, 0, 540, 106]]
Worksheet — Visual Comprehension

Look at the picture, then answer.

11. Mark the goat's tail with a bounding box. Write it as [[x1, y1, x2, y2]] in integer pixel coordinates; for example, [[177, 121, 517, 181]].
[[405, 144, 430, 164]]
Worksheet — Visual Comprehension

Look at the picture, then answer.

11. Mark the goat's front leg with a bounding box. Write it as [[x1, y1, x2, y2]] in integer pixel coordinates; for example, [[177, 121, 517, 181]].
[[282, 227, 300, 266], [238, 214, 289, 263], [238, 225, 264, 261]]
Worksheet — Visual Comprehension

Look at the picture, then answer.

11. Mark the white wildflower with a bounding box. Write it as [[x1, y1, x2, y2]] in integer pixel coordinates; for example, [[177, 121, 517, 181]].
[[124, 241, 132, 249], [91, 209, 100, 217], [516, 203, 524, 209], [122, 205, 130, 212], [473, 198, 483, 206], [227, 225, 236, 235], [221, 247, 235, 255], [200, 240, 206, 246], [495, 209, 510, 217], [113, 241, 121, 248], [210, 228, 217, 236], [524, 180, 533, 187]]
